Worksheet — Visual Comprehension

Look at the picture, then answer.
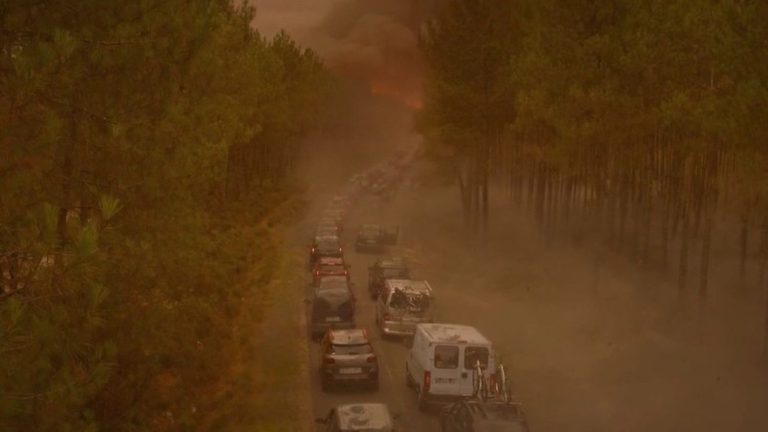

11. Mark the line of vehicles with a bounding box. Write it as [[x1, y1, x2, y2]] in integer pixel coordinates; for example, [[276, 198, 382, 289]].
[[306, 145, 530, 432]]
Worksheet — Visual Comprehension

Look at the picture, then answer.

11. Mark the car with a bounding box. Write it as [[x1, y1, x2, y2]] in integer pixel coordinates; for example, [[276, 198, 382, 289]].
[[316, 403, 396, 432], [355, 224, 399, 253], [310, 235, 343, 267], [319, 329, 379, 391], [319, 214, 344, 234], [376, 279, 433, 338], [328, 194, 352, 212], [313, 257, 350, 285], [310, 276, 356, 340], [368, 257, 411, 299], [316, 223, 340, 238], [406, 324, 497, 411], [322, 208, 346, 224], [440, 399, 530, 432], [321, 208, 346, 231]]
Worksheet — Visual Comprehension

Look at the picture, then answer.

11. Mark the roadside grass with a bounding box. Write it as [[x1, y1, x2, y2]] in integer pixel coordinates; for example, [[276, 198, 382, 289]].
[[246, 246, 310, 432], [194, 195, 312, 432]]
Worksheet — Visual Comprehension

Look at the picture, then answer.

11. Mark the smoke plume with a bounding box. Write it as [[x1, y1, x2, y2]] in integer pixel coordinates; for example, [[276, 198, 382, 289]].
[[250, 0, 437, 108]]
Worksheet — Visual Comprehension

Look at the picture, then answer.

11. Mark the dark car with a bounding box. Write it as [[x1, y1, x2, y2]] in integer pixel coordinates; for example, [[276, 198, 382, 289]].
[[367, 257, 411, 299], [320, 329, 379, 391], [310, 235, 343, 267], [316, 403, 396, 432], [440, 400, 530, 432], [313, 257, 350, 285], [310, 276, 355, 340], [355, 225, 399, 253]]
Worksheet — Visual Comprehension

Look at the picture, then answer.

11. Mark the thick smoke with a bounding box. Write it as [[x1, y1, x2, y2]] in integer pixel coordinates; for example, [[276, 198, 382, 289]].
[[250, 0, 437, 108]]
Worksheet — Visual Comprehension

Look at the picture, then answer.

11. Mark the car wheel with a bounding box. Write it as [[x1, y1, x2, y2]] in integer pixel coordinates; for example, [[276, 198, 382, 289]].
[[370, 378, 380, 392], [321, 378, 332, 393], [405, 366, 413, 389], [417, 386, 428, 412]]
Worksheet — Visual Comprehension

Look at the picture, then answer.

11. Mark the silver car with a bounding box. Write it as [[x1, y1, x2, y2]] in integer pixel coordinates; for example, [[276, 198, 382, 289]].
[[375, 279, 433, 337], [316, 403, 395, 431], [319, 329, 379, 391]]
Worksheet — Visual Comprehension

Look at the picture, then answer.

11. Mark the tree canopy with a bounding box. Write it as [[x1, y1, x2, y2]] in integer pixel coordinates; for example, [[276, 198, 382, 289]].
[[420, 0, 768, 349], [0, 1, 329, 430]]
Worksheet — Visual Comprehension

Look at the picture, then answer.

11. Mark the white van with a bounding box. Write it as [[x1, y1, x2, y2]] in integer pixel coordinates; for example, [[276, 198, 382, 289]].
[[405, 323, 496, 411]]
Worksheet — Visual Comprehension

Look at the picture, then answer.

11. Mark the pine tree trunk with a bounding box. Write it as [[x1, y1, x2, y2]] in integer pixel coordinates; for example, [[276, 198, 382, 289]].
[[764, 285, 768, 360], [679, 201, 690, 296], [661, 196, 671, 270], [740, 212, 749, 279], [699, 206, 713, 301]]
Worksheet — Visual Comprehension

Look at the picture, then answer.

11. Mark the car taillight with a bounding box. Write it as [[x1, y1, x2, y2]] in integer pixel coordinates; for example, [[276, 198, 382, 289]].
[[324, 356, 335, 364], [311, 247, 315, 253], [315, 271, 320, 277], [424, 371, 431, 392], [366, 355, 377, 363]]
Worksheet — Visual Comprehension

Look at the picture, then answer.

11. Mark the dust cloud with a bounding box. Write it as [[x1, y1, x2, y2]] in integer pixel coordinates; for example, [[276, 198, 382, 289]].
[[250, 0, 431, 107], [251, 2, 768, 432]]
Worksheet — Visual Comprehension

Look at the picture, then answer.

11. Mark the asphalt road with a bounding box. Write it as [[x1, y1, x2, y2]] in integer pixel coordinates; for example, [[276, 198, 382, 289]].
[[302, 190, 440, 432]]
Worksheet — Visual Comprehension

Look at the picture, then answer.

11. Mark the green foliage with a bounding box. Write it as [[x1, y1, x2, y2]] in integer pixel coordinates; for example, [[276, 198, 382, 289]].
[[1, 1, 328, 430]]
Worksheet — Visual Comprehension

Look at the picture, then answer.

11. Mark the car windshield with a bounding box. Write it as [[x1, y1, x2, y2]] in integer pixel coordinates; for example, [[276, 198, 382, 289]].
[[318, 278, 349, 291], [313, 290, 353, 318], [316, 227, 337, 236], [317, 239, 340, 252], [320, 265, 346, 274], [332, 343, 373, 355]]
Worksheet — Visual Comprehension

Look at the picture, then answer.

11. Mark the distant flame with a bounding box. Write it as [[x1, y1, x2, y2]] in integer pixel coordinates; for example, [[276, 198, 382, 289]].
[[370, 82, 423, 110]]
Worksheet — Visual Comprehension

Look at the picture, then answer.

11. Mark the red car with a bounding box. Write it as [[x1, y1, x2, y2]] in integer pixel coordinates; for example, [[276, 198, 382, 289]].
[[313, 257, 349, 285]]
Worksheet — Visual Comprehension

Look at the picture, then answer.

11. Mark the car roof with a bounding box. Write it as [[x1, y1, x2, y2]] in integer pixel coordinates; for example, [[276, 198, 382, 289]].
[[376, 257, 408, 268], [385, 279, 432, 296], [317, 275, 349, 287], [336, 403, 393, 430], [315, 235, 340, 244], [417, 323, 491, 345], [361, 224, 381, 230], [329, 329, 369, 345]]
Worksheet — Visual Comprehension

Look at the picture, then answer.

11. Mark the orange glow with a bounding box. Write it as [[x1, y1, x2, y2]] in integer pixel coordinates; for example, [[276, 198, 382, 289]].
[[370, 82, 423, 110]]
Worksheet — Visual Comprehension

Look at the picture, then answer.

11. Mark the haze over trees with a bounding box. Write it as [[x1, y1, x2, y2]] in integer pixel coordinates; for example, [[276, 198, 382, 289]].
[[0, 1, 328, 430], [419, 0, 768, 351]]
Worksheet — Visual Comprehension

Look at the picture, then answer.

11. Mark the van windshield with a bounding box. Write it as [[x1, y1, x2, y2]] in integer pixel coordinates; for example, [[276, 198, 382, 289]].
[[388, 289, 430, 313], [464, 346, 490, 370]]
